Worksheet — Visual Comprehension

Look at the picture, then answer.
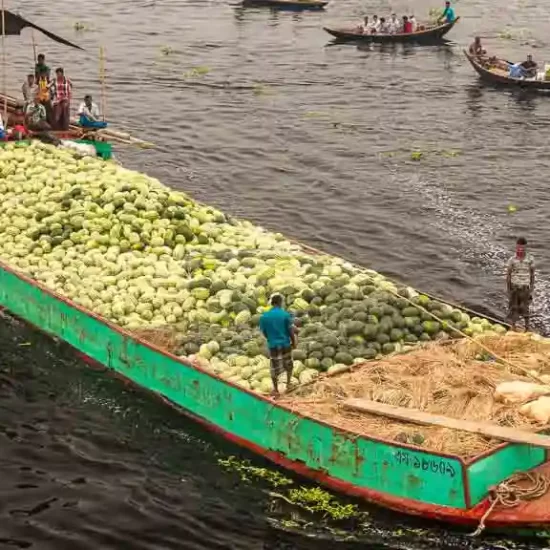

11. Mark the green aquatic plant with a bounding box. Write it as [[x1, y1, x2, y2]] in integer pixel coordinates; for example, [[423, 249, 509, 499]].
[[428, 8, 443, 24], [218, 456, 359, 521], [410, 151, 423, 161], [160, 46, 176, 56], [252, 83, 273, 96], [303, 111, 329, 119], [498, 29, 514, 40], [281, 486, 359, 520], [217, 455, 294, 487], [183, 66, 210, 78]]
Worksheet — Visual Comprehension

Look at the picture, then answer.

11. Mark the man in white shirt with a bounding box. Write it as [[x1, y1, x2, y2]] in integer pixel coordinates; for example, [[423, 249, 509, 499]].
[[506, 237, 535, 330], [22, 74, 37, 107], [78, 94, 107, 129], [409, 15, 417, 32], [369, 14, 381, 33], [388, 13, 400, 34]]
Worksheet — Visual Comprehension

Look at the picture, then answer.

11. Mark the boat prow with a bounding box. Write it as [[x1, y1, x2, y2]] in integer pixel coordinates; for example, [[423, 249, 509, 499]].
[[324, 17, 459, 43], [464, 50, 550, 90]]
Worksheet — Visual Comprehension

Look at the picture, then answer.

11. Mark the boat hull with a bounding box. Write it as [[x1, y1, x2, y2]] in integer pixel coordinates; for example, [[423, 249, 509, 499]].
[[464, 50, 550, 90], [0, 252, 549, 533], [324, 18, 459, 44], [242, 0, 327, 10]]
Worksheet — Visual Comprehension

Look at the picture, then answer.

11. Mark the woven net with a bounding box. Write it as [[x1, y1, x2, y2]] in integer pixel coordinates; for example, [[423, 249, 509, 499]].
[[282, 333, 550, 458]]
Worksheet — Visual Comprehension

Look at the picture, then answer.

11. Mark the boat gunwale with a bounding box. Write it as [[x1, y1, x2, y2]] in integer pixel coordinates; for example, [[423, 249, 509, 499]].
[[324, 17, 459, 42], [242, 0, 328, 8]]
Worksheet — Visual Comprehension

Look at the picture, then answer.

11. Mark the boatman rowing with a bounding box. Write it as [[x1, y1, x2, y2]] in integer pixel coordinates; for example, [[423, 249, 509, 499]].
[[439, 1, 456, 23], [506, 237, 535, 331], [259, 294, 297, 397]]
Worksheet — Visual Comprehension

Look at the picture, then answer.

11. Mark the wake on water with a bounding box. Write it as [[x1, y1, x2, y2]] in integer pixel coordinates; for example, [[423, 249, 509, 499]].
[[396, 170, 550, 335]]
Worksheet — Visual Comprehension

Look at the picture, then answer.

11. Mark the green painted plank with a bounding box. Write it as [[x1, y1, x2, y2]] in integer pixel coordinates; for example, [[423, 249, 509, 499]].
[[467, 444, 546, 506], [0, 264, 466, 508]]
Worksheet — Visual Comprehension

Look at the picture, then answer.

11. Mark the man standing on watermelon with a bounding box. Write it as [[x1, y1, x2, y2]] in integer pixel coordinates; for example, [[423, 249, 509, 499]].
[[259, 294, 297, 397]]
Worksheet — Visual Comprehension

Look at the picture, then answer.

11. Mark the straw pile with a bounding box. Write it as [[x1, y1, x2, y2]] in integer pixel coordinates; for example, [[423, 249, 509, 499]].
[[283, 333, 550, 458], [132, 326, 182, 354]]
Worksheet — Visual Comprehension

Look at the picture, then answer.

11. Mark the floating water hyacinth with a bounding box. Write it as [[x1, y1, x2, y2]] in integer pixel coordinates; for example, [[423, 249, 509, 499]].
[[303, 111, 329, 119], [497, 26, 532, 41], [410, 151, 423, 161], [253, 83, 273, 96], [507, 204, 517, 213], [183, 66, 211, 78], [160, 46, 176, 56], [440, 149, 461, 157]]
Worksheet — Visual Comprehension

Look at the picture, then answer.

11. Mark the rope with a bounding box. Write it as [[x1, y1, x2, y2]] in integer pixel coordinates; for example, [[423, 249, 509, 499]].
[[293, 243, 537, 377], [469, 471, 550, 537], [374, 278, 545, 384]]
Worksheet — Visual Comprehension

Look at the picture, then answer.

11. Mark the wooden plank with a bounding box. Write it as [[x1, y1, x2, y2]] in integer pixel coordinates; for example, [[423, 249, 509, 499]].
[[344, 398, 550, 449]]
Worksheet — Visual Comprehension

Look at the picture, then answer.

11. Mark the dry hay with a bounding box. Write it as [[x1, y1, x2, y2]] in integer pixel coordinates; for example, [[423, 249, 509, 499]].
[[283, 333, 550, 458], [132, 326, 181, 354]]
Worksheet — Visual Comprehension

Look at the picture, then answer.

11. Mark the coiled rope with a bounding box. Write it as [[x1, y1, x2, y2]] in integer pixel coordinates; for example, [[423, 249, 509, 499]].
[[470, 471, 550, 537]]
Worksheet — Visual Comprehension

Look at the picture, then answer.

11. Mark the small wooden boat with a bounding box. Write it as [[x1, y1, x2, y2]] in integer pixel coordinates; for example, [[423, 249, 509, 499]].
[[464, 50, 550, 90], [242, 0, 328, 10], [0, 8, 155, 150], [324, 17, 459, 43]]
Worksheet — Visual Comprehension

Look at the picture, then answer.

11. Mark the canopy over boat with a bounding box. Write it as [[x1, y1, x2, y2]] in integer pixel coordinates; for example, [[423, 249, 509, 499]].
[[1, 9, 82, 49], [324, 17, 459, 43], [464, 50, 550, 90]]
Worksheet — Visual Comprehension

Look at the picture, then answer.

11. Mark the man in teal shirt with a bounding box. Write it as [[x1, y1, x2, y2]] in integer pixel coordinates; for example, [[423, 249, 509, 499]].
[[440, 1, 456, 23], [259, 294, 297, 397]]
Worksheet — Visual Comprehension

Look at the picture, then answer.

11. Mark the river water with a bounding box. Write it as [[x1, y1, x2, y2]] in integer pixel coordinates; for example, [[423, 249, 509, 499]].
[[2, 0, 550, 547]]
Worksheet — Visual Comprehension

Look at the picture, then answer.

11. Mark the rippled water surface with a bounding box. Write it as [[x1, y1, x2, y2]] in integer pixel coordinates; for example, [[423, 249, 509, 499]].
[[2, 0, 550, 547]]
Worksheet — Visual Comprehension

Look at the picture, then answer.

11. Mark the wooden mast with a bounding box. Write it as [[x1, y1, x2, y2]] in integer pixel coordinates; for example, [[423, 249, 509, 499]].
[[99, 46, 106, 122], [1, 0, 6, 126]]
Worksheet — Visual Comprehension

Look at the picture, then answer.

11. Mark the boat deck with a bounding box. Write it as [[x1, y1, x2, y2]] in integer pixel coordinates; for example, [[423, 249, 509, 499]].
[[283, 333, 549, 458]]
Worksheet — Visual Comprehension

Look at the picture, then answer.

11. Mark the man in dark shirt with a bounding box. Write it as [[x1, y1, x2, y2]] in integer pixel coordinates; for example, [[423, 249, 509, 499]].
[[34, 53, 50, 80], [520, 54, 538, 78]]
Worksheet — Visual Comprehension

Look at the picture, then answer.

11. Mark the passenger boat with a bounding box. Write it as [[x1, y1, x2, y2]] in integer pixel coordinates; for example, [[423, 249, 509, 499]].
[[241, 0, 328, 10], [324, 17, 459, 43], [1, 226, 550, 536], [464, 50, 550, 91]]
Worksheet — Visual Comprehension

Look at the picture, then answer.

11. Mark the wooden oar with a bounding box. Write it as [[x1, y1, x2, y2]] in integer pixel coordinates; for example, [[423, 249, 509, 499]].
[[344, 399, 550, 449]]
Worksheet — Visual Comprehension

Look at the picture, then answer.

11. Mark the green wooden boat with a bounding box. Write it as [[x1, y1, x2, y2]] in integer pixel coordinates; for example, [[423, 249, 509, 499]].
[[1, 258, 550, 536]]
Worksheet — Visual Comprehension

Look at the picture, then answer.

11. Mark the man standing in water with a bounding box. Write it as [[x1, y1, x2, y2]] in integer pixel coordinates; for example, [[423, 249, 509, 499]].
[[259, 294, 297, 397], [506, 237, 535, 331]]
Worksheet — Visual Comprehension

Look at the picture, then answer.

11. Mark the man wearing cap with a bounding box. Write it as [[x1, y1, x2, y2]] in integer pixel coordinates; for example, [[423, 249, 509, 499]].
[[259, 294, 297, 397]]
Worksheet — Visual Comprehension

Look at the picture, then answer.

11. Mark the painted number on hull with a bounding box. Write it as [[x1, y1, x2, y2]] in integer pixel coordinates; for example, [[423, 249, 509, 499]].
[[394, 450, 456, 478]]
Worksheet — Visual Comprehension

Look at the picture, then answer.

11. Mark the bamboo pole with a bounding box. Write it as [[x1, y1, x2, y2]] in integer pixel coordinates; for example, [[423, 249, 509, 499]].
[[1, 0, 6, 127], [31, 30, 37, 63], [99, 46, 106, 122]]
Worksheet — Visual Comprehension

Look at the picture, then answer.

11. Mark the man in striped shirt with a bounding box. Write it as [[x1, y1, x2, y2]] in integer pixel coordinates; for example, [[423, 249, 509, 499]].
[[506, 237, 535, 331], [50, 67, 72, 130]]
